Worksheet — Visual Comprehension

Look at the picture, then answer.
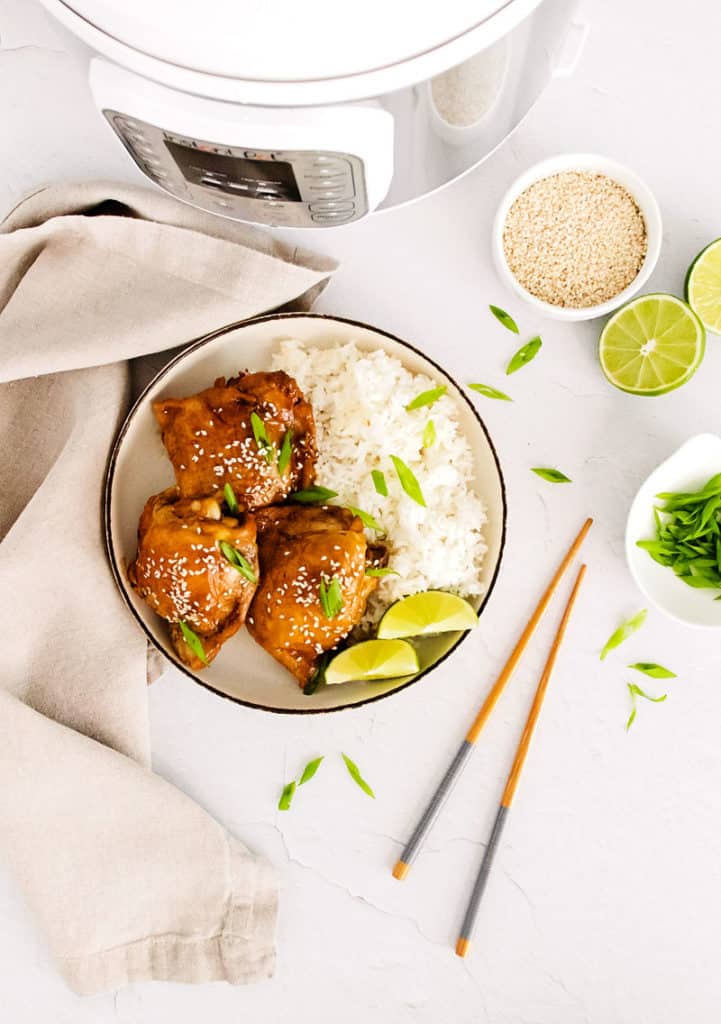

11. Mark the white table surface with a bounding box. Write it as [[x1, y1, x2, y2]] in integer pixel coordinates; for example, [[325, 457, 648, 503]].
[[2, 1, 721, 1021]]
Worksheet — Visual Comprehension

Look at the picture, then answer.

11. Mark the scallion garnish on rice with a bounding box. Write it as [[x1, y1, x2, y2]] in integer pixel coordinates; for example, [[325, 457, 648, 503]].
[[390, 455, 426, 507], [371, 469, 388, 496], [405, 386, 447, 411]]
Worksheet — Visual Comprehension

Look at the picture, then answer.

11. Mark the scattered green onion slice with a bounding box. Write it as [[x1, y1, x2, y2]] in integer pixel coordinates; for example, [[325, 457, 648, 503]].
[[277, 428, 294, 475], [365, 567, 400, 578], [406, 386, 447, 411], [348, 505, 384, 532], [506, 336, 542, 375], [423, 419, 436, 448], [600, 609, 647, 661], [489, 304, 519, 334], [299, 756, 324, 785], [178, 620, 208, 666], [278, 781, 296, 811], [532, 467, 572, 484], [223, 482, 239, 514], [371, 469, 388, 497], [468, 383, 513, 402], [341, 753, 375, 799], [390, 455, 426, 507], [319, 575, 343, 619], [628, 662, 677, 679], [626, 681, 667, 731], [219, 540, 258, 584], [290, 485, 338, 505]]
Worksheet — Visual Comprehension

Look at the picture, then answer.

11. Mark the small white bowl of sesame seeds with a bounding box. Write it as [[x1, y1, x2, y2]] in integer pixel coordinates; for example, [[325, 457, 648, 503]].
[[492, 153, 662, 322]]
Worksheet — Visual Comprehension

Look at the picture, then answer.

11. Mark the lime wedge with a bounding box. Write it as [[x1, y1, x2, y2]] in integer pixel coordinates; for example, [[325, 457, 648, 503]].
[[686, 238, 721, 335], [599, 293, 705, 396], [324, 639, 419, 685], [377, 590, 478, 639]]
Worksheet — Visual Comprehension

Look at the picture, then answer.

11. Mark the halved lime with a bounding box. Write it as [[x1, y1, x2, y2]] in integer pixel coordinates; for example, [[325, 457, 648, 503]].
[[324, 639, 419, 685], [686, 238, 721, 335], [599, 293, 705, 396], [377, 590, 478, 639]]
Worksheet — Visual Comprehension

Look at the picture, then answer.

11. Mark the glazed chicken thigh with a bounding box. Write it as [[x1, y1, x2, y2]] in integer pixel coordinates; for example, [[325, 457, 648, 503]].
[[128, 488, 259, 669], [153, 370, 317, 509], [247, 504, 386, 687]]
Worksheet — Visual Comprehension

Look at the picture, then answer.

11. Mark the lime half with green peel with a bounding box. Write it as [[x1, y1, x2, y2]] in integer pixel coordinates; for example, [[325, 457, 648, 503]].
[[686, 238, 721, 335], [377, 590, 478, 639], [599, 293, 705, 396], [324, 639, 419, 685]]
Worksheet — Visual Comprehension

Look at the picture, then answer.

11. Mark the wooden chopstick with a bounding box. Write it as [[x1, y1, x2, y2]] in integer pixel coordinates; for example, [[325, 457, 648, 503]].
[[392, 517, 592, 881], [455, 563, 587, 958]]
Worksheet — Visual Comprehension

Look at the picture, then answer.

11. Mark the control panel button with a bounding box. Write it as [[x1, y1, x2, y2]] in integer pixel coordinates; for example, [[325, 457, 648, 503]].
[[311, 211, 354, 224], [308, 186, 350, 198], [306, 168, 349, 180], [311, 156, 350, 170], [309, 200, 355, 213]]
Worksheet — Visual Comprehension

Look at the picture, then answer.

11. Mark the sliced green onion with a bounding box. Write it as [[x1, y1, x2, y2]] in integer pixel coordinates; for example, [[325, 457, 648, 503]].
[[371, 469, 388, 496], [532, 467, 572, 484], [600, 610, 647, 661], [250, 410, 275, 465], [219, 540, 258, 584], [224, 482, 239, 514], [348, 505, 384, 532], [278, 781, 296, 811], [423, 419, 436, 448], [628, 662, 677, 679], [489, 305, 519, 333], [468, 383, 513, 401], [298, 756, 324, 785], [277, 428, 294, 475], [405, 386, 447, 411], [290, 485, 338, 505], [341, 753, 375, 798], [178, 620, 209, 666], [506, 336, 542, 374], [390, 455, 426, 507], [319, 575, 343, 619]]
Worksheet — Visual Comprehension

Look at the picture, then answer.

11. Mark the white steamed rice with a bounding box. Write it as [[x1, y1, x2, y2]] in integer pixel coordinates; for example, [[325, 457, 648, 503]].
[[271, 339, 487, 628]]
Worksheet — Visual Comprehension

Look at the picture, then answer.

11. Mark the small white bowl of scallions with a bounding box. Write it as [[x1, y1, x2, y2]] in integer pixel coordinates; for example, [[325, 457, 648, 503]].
[[626, 434, 721, 627]]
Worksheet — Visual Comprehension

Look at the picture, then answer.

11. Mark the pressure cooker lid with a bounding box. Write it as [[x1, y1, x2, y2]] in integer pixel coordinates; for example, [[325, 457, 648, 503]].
[[56, 0, 525, 81]]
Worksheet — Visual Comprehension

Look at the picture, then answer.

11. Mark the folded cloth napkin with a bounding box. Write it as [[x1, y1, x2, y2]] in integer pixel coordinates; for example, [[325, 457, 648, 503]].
[[0, 182, 336, 995]]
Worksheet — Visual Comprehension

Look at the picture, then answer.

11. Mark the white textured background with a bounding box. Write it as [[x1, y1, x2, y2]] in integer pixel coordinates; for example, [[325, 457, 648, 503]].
[[2, 1, 721, 1021]]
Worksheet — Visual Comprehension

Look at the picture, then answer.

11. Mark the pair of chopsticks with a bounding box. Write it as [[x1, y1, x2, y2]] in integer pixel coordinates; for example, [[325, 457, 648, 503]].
[[392, 517, 592, 957]]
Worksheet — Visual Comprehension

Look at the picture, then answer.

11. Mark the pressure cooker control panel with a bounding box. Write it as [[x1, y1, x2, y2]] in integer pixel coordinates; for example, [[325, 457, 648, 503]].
[[105, 111, 368, 227]]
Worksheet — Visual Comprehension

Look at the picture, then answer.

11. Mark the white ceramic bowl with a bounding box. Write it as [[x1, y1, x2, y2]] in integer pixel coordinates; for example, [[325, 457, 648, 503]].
[[105, 313, 507, 713], [626, 434, 721, 628], [492, 153, 663, 322]]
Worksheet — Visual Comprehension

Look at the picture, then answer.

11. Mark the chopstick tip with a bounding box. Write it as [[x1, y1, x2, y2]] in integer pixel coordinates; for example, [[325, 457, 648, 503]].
[[392, 860, 410, 881], [455, 937, 471, 958]]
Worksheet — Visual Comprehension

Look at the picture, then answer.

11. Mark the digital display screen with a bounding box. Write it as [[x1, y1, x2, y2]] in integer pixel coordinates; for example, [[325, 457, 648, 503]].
[[165, 141, 301, 202]]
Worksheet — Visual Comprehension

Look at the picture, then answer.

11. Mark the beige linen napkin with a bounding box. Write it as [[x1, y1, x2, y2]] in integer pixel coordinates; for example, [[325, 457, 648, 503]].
[[0, 181, 336, 995]]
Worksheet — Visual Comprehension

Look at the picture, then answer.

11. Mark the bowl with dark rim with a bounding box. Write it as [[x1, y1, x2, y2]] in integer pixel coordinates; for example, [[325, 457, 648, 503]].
[[104, 312, 507, 713]]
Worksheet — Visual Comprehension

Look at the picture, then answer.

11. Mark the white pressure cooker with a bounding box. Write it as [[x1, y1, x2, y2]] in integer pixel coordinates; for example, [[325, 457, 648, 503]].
[[38, 0, 587, 228]]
